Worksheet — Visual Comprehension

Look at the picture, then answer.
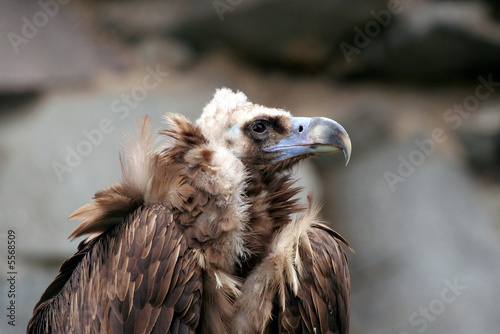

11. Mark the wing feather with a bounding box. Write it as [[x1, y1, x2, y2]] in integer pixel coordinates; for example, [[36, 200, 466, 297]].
[[279, 223, 350, 334], [28, 204, 203, 334]]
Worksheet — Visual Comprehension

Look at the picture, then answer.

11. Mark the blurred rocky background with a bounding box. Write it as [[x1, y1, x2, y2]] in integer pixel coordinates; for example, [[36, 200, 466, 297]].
[[1, 0, 500, 333]]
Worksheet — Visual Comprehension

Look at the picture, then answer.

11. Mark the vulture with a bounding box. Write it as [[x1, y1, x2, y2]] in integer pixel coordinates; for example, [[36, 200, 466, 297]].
[[28, 88, 352, 334]]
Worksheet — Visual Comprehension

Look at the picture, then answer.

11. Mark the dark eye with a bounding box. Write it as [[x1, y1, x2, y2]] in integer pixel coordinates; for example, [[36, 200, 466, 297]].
[[251, 121, 268, 134]]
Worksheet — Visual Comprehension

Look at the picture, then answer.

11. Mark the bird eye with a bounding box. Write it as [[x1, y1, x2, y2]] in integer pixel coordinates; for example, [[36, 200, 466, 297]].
[[251, 121, 268, 135]]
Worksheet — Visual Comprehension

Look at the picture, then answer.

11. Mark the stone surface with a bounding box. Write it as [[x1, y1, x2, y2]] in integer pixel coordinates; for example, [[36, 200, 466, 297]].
[[171, 0, 387, 70], [164, 0, 500, 82], [0, 0, 124, 93], [319, 141, 500, 334], [354, 1, 500, 82], [135, 37, 196, 69], [457, 106, 500, 176]]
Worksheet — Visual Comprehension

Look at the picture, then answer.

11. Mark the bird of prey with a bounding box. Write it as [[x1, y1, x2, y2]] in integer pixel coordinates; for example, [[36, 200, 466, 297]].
[[28, 88, 352, 334]]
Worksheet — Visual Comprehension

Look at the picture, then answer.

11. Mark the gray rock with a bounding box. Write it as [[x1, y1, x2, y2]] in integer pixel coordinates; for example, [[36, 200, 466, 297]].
[[0, 0, 121, 93], [457, 106, 500, 174], [170, 0, 388, 69], [343, 1, 500, 81], [161, 0, 500, 82], [135, 37, 196, 69], [319, 141, 500, 333]]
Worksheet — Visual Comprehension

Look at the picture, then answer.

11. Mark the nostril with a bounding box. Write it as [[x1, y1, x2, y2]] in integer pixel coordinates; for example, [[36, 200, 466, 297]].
[[298, 125, 304, 133]]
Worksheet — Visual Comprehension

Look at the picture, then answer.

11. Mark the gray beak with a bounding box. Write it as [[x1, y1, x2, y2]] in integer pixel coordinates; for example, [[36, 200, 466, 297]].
[[264, 117, 352, 165]]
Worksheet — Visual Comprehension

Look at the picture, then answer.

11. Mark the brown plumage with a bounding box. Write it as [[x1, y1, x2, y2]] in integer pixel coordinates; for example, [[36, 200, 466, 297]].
[[28, 88, 352, 334]]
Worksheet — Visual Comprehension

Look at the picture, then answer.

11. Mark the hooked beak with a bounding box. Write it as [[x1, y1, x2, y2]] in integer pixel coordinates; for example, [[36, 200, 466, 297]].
[[264, 117, 352, 165]]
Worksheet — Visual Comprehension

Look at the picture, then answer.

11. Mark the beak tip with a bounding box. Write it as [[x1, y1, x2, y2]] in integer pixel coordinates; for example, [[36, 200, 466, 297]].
[[344, 153, 350, 166], [340, 133, 352, 166]]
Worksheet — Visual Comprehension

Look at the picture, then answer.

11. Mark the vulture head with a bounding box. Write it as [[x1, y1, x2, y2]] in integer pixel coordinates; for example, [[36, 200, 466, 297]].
[[196, 88, 351, 173]]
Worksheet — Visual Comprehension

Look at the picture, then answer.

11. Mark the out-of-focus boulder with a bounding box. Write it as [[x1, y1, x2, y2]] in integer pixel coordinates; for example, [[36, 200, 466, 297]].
[[457, 106, 500, 177], [170, 0, 388, 70], [119, 0, 500, 82], [135, 37, 195, 69], [0, 0, 122, 93], [318, 140, 500, 334], [355, 1, 500, 82]]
